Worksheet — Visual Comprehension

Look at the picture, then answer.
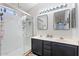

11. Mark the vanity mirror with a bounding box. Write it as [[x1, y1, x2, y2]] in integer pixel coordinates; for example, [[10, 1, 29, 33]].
[[53, 9, 70, 30], [37, 15, 48, 30]]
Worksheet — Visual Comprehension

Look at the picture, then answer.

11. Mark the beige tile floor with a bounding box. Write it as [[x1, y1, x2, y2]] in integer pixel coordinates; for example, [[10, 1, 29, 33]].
[[24, 53, 37, 56], [24, 49, 37, 56]]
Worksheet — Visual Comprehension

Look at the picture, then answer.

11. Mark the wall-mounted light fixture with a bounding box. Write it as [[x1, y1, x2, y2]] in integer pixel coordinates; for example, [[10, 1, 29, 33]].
[[0, 12, 3, 21], [0, 7, 7, 22], [40, 4, 68, 14]]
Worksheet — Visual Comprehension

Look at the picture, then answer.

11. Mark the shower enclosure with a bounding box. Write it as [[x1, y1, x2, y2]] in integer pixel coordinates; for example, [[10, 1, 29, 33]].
[[22, 15, 33, 53], [0, 5, 33, 55]]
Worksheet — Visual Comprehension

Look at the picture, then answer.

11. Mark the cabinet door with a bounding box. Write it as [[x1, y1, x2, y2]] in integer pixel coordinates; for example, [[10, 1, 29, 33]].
[[32, 39, 43, 56], [52, 42, 78, 56], [60, 43, 78, 56], [52, 42, 65, 56]]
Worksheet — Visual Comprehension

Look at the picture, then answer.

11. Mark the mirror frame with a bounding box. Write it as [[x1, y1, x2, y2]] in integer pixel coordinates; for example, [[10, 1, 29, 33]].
[[37, 14, 48, 30], [53, 9, 71, 30]]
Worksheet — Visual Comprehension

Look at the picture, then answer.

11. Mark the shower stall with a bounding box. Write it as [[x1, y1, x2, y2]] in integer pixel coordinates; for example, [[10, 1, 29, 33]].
[[0, 5, 33, 56]]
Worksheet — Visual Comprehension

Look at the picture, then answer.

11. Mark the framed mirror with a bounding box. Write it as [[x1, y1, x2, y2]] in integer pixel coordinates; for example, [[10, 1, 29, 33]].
[[37, 15, 48, 30], [53, 9, 70, 30]]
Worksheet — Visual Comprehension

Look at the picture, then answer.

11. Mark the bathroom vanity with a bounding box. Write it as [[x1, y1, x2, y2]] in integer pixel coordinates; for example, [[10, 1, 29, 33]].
[[31, 37, 79, 56]]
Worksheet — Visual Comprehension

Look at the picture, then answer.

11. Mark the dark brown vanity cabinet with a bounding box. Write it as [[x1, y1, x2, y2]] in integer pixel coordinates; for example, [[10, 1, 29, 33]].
[[31, 38, 78, 56]]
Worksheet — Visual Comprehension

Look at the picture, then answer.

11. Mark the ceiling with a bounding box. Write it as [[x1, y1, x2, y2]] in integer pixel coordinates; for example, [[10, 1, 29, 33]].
[[4, 3, 38, 12]]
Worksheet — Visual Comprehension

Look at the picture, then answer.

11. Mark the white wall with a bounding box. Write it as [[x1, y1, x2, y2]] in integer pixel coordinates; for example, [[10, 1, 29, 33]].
[[72, 4, 79, 39], [28, 3, 75, 39], [76, 4, 79, 38]]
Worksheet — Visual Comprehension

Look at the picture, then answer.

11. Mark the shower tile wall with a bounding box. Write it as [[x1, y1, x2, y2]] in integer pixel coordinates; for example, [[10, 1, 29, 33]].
[[0, 13, 24, 56]]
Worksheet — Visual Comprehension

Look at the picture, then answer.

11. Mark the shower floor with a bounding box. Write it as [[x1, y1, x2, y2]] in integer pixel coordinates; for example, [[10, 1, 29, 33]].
[[1, 46, 31, 56]]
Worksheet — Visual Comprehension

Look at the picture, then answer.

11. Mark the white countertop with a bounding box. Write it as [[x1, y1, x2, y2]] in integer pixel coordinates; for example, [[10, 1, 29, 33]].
[[32, 36, 79, 46]]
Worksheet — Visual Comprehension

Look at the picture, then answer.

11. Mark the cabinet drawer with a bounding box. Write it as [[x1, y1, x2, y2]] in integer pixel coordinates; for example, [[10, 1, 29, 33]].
[[33, 50, 42, 56], [43, 49, 51, 56], [44, 41, 51, 45], [44, 45, 51, 50], [51, 45, 65, 56]]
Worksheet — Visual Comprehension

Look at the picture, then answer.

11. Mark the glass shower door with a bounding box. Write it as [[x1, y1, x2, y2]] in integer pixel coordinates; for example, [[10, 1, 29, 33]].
[[22, 15, 33, 53]]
